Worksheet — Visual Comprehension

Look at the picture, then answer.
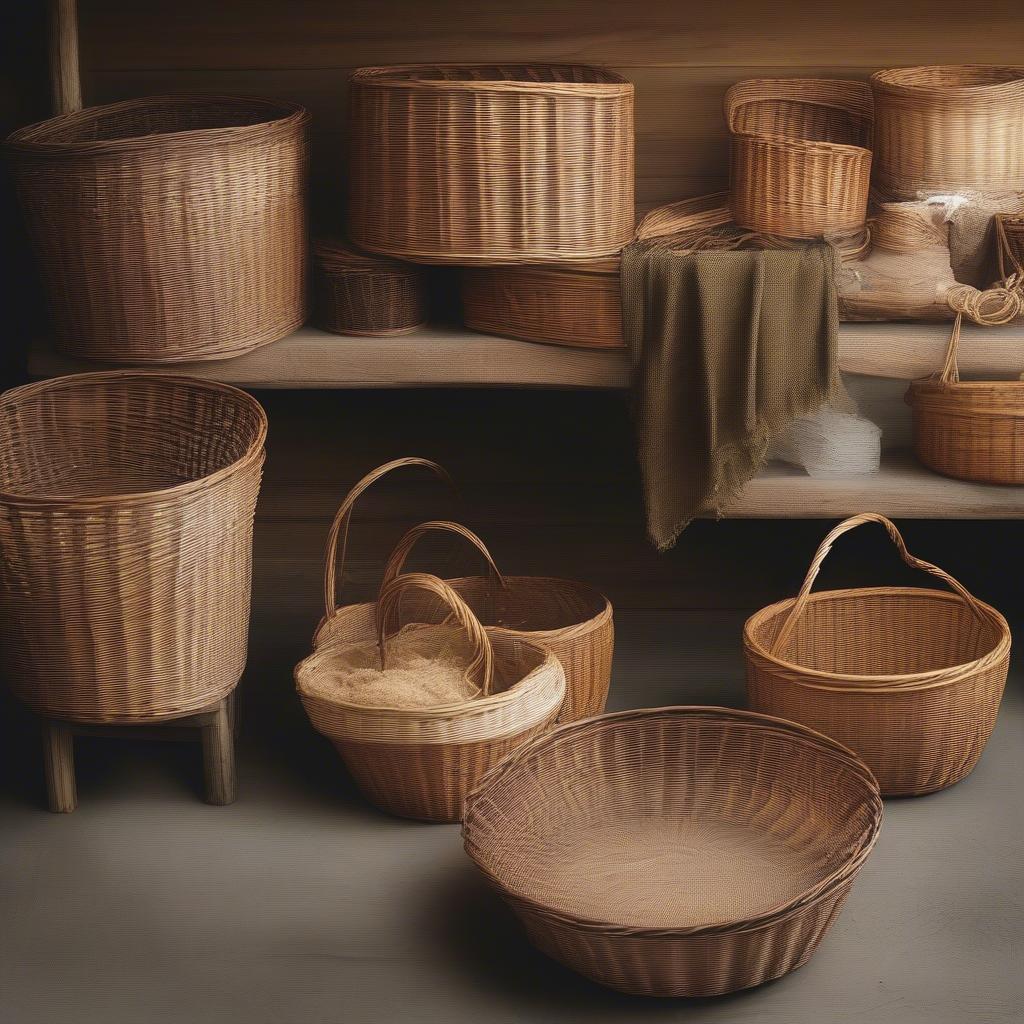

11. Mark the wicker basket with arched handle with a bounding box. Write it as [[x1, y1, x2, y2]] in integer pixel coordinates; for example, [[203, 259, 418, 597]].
[[744, 513, 1011, 795]]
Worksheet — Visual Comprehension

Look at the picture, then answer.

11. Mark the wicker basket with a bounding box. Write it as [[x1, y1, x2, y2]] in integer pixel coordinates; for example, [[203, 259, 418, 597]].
[[296, 573, 566, 822], [463, 706, 882, 997], [745, 514, 1011, 796], [5, 95, 308, 363], [348, 64, 634, 264], [379, 521, 613, 722], [996, 214, 1024, 281], [871, 66, 1024, 199], [314, 240, 428, 337], [907, 288, 1024, 484], [725, 79, 873, 239], [0, 372, 267, 723]]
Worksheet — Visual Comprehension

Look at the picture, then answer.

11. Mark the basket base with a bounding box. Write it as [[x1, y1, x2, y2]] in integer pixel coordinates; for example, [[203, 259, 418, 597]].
[[38, 693, 237, 813]]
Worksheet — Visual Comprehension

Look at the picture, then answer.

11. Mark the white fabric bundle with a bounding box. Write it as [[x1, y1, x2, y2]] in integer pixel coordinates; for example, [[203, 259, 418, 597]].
[[772, 407, 881, 479]]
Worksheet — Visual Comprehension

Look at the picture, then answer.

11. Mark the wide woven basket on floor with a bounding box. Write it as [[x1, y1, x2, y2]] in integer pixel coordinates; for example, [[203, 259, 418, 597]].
[[313, 239, 428, 337], [348, 64, 634, 264], [379, 521, 613, 722], [871, 66, 1024, 199], [5, 95, 308, 363], [463, 706, 882, 997], [906, 287, 1024, 484], [725, 79, 873, 239], [296, 573, 565, 822], [745, 514, 1011, 796], [0, 372, 267, 723]]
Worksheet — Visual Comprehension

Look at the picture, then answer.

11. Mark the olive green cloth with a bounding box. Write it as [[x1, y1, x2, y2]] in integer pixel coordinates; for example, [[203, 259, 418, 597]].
[[621, 242, 842, 551]]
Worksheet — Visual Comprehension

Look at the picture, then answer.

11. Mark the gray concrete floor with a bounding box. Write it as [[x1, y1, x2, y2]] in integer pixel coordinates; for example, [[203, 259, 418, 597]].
[[1, 604, 1021, 1024]]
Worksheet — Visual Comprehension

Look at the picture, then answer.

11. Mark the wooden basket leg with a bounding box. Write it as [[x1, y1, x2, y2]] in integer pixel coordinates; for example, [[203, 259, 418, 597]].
[[200, 698, 236, 806], [42, 720, 77, 813]]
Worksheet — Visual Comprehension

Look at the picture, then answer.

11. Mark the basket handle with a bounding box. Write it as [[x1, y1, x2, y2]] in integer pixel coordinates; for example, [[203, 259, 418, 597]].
[[724, 78, 874, 134], [375, 572, 494, 696], [939, 285, 1024, 385], [322, 458, 455, 619], [771, 513, 987, 656], [381, 520, 507, 592]]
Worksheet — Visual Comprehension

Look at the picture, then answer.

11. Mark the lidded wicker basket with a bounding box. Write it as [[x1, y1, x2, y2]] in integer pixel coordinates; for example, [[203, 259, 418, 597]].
[[463, 706, 882, 997], [745, 514, 1011, 796], [313, 239, 428, 337], [348, 64, 635, 264], [906, 287, 1024, 485], [0, 372, 267, 723], [871, 66, 1024, 199], [5, 95, 309, 363], [725, 79, 873, 239], [296, 572, 566, 822]]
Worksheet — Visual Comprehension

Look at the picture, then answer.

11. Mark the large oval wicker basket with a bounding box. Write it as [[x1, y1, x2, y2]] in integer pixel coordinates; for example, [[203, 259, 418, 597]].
[[906, 290, 1024, 485], [0, 372, 267, 723], [463, 706, 882, 998], [745, 514, 1011, 796], [871, 66, 1024, 199], [725, 79, 873, 239], [5, 95, 309, 363], [348, 64, 635, 264], [296, 573, 566, 822]]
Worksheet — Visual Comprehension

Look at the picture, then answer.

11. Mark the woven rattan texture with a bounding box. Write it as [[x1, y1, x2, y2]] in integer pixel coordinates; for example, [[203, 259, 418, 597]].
[[463, 707, 881, 997], [348, 65, 634, 264], [0, 373, 267, 723], [745, 515, 1011, 795], [726, 79, 873, 239], [296, 574, 566, 822], [6, 95, 309, 363], [871, 66, 1024, 199], [313, 240, 428, 336]]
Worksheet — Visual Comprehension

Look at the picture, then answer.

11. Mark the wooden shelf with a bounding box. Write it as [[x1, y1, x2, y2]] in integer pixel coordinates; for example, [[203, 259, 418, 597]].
[[722, 451, 1022, 518], [27, 321, 1024, 389]]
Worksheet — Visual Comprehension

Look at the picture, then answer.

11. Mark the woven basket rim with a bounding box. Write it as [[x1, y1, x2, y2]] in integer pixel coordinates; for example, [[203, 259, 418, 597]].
[[731, 129, 872, 159], [5, 94, 309, 154], [0, 371, 268, 507], [463, 705, 882, 938], [351, 63, 631, 92], [313, 237, 419, 274], [744, 586, 1011, 689], [871, 65, 1024, 96]]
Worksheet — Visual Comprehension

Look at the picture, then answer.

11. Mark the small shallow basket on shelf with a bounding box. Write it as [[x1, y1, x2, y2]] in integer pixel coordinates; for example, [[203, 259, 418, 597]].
[[906, 286, 1024, 485], [5, 95, 308, 363], [0, 372, 267, 723], [348, 64, 635, 264], [296, 572, 565, 823], [871, 66, 1024, 199], [313, 239, 428, 337], [745, 514, 1011, 796], [725, 78, 873, 239], [463, 706, 882, 998]]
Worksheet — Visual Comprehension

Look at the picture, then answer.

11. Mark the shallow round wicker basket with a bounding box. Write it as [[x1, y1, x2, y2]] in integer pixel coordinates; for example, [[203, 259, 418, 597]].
[[296, 573, 566, 822], [725, 79, 873, 239], [0, 372, 267, 723], [906, 291, 1024, 484], [5, 95, 308, 363], [463, 706, 882, 998], [871, 66, 1024, 199], [348, 64, 635, 264], [745, 514, 1011, 796], [379, 521, 613, 722], [313, 239, 428, 337]]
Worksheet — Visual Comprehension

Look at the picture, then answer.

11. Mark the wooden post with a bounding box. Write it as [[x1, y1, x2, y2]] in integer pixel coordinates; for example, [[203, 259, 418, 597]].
[[200, 698, 237, 806], [49, 0, 82, 115], [41, 720, 77, 813]]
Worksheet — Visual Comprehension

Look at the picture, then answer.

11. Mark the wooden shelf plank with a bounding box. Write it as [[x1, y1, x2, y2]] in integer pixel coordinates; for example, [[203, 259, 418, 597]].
[[27, 321, 1024, 390]]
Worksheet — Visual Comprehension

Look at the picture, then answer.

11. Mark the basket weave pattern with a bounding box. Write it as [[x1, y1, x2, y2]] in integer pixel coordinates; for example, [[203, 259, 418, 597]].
[[0, 373, 267, 723], [348, 65, 635, 264], [463, 707, 881, 997], [871, 66, 1024, 198], [745, 514, 1011, 795], [726, 79, 873, 239], [6, 95, 308, 363]]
